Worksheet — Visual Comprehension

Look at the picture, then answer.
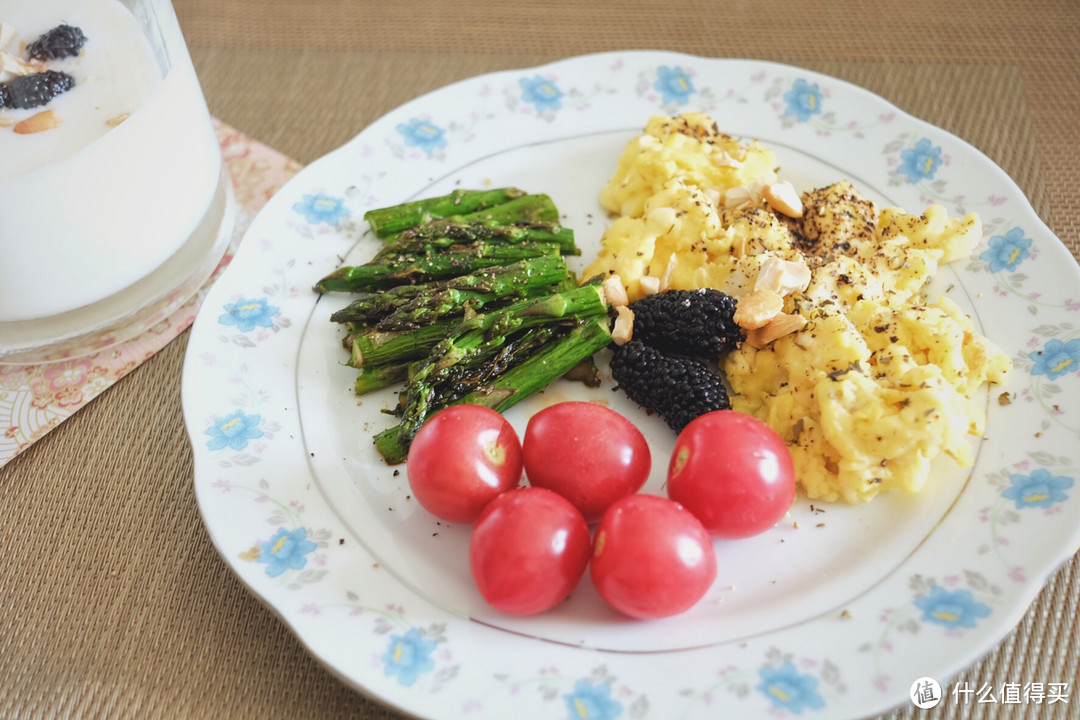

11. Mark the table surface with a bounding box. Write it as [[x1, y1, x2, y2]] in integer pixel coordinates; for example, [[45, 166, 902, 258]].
[[3, 1, 1079, 718]]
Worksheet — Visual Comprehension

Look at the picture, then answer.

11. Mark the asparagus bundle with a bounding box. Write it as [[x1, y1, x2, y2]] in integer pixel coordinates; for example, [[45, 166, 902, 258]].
[[373, 317, 613, 464], [317, 189, 612, 464], [330, 255, 573, 329], [395, 283, 609, 446]]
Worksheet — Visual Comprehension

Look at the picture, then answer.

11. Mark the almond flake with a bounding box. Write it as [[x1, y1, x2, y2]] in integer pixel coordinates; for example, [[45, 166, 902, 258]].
[[733, 289, 784, 330], [14, 110, 62, 134], [0, 51, 35, 82], [763, 181, 804, 218], [723, 181, 765, 211], [746, 312, 808, 348], [638, 276, 660, 296], [754, 255, 812, 296], [602, 275, 629, 308], [659, 254, 678, 292], [612, 305, 635, 346], [106, 113, 131, 127]]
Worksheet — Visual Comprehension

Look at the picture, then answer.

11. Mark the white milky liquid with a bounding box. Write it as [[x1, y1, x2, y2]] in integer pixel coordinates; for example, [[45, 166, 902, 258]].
[[0, 0, 222, 323]]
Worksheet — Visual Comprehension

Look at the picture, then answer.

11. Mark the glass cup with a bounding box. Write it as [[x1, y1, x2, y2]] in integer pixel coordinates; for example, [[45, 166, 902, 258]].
[[0, 0, 234, 364]]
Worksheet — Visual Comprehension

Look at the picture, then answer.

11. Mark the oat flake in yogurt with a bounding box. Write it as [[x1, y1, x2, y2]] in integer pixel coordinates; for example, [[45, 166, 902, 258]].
[[0, 0, 224, 323]]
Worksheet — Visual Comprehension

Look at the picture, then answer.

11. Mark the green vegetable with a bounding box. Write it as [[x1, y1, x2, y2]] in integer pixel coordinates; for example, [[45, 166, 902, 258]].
[[328, 190, 610, 466], [449, 193, 560, 227], [363, 188, 526, 238], [313, 241, 562, 293], [353, 361, 411, 396], [329, 255, 571, 329], [347, 320, 458, 368], [375, 220, 578, 260], [395, 283, 609, 447], [372, 317, 613, 464]]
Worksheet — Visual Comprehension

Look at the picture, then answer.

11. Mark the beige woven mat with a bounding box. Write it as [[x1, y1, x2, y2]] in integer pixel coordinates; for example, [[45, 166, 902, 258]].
[[3, 1, 1078, 718]]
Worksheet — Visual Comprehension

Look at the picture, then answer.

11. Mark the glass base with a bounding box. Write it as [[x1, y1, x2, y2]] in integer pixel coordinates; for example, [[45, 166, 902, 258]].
[[0, 168, 236, 365]]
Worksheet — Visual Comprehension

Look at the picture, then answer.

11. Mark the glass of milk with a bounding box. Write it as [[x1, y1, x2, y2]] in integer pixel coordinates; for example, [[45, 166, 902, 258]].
[[0, 0, 234, 363]]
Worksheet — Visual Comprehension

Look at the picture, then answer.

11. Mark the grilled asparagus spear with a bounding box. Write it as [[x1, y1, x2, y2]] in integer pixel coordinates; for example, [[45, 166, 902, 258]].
[[314, 241, 562, 293], [363, 188, 526, 238]]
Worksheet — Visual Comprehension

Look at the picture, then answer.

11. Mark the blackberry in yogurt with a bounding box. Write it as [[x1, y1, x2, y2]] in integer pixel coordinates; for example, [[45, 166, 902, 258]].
[[26, 23, 87, 61], [0, 69, 75, 109]]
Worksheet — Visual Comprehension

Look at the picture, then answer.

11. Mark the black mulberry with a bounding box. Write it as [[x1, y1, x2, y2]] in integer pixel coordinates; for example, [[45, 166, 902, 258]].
[[609, 340, 730, 432], [0, 70, 75, 110], [629, 288, 742, 357], [26, 24, 88, 62]]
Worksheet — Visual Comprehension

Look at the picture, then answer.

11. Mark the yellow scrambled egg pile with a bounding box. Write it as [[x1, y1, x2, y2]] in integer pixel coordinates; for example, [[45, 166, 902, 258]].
[[585, 113, 1011, 504]]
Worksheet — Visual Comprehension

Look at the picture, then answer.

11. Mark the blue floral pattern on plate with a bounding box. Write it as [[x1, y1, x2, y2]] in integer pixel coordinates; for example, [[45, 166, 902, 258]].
[[218, 297, 279, 332], [782, 79, 824, 121], [396, 118, 448, 155], [292, 193, 350, 226], [205, 409, 263, 451], [1028, 338, 1080, 380], [897, 137, 943, 183], [1003, 469, 1074, 509], [564, 679, 623, 719], [382, 628, 437, 687], [757, 662, 826, 714], [914, 587, 992, 630], [520, 76, 564, 112], [654, 65, 695, 104], [258, 527, 318, 578], [980, 227, 1032, 273]]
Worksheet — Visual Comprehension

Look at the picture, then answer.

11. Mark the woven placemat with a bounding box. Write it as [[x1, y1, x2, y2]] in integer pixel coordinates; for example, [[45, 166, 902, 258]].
[[3, 1, 1078, 718]]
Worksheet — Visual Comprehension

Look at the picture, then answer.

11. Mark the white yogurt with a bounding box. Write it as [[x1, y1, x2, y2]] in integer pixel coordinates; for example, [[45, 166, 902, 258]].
[[0, 0, 223, 323]]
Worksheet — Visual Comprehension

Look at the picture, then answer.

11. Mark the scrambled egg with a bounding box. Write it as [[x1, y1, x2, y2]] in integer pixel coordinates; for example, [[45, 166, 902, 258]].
[[585, 113, 1011, 504]]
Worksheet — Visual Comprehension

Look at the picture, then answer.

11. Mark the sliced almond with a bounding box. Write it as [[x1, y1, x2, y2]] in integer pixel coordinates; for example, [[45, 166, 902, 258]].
[[0, 50, 35, 82], [612, 305, 635, 346], [754, 255, 812, 296], [777, 259, 812, 296], [659, 254, 678, 292], [733, 289, 784, 330], [747, 312, 808, 348], [753, 256, 786, 294], [602, 274, 629, 308], [13, 110, 61, 134], [764, 181, 804, 218], [638, 275, 661, 296], [723, 180, 765, 211], [106, 112, 131, 127]]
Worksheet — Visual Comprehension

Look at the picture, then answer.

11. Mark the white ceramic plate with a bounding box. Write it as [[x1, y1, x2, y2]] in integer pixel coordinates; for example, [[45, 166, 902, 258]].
[[183, 52, 1080, 719]]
